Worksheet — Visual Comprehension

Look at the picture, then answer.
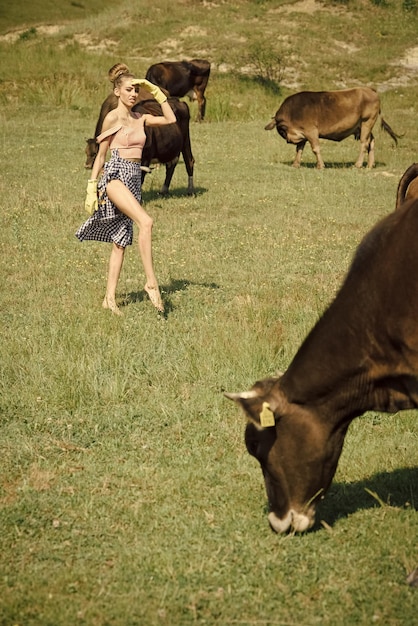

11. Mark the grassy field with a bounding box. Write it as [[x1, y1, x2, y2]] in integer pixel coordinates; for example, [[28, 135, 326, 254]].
[[1, 0, 418, 624]]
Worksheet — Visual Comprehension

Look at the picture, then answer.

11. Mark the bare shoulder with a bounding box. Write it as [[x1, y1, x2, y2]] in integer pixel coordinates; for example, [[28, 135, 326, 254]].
[[102, 109, 120, 131]]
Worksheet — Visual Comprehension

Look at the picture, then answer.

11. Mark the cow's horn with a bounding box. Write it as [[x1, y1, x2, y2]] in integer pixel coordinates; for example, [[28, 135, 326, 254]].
[[224, 390, 258, 401]]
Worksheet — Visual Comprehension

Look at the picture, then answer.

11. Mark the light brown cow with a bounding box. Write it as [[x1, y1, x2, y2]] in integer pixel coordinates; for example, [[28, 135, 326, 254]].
[[265, 87, 400, 169], [396, 163, 418, 209]]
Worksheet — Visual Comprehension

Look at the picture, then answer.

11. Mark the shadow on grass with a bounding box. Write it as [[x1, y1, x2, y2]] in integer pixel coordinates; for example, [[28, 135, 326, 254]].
[[281, 160, 387, 169], [238, 73, 282, 96], [317, 466, 418, 529], [120, 277, 220, 318], [142, 185, 208, 202]]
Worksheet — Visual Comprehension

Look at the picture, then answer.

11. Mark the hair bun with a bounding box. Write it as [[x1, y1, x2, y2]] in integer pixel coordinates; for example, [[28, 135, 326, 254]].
[[108, 63, 130, 83]]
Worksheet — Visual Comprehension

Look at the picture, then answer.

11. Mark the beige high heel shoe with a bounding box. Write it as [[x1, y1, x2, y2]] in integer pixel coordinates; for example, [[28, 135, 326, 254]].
[[102, 295, 122, 316], [144, 284, 164, 313]]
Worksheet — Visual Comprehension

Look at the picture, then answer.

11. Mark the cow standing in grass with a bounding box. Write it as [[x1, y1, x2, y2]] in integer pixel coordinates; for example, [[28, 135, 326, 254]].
[[145, 59, 210, 122], [227, 198, 418, 533], [265, 87, 400, 169]]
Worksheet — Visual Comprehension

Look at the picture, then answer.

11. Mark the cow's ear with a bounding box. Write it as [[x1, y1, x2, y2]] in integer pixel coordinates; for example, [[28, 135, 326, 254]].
[[225, 381, 286, 429]]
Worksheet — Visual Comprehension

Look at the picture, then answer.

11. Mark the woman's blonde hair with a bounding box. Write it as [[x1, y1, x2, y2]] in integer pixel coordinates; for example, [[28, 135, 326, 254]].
[[108, 63, 134, 87]]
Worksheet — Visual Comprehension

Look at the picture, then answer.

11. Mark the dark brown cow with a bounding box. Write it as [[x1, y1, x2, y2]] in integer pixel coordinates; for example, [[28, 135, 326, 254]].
[[227, 198, 418, 533], [265, 87, 400, 169], [85, 90, 195, 196], [146, 59, 210, 122], [396, 163, 418, 209]]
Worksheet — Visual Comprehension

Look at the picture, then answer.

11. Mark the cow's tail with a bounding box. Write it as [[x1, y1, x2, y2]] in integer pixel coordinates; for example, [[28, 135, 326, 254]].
[[380, 116, 402, 146], [395, 163, 418, 209]]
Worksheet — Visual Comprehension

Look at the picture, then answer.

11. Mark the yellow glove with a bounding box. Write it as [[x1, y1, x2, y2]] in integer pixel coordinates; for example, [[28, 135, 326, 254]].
[[131, 78, 167, 104], [85, 179, 98, 215]]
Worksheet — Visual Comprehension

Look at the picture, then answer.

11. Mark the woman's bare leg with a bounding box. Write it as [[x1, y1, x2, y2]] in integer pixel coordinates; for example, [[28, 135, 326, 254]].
[[103, 243, 125, 315], [106, 180, 163, 311]]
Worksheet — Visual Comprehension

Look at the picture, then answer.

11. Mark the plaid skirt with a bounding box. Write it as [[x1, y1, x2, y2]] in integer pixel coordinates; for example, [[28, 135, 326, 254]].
[[75, 150, 142, 248]]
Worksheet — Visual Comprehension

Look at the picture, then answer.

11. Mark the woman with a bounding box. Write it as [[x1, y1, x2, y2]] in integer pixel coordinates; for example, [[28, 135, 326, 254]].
[[76, 63, 176, 315]]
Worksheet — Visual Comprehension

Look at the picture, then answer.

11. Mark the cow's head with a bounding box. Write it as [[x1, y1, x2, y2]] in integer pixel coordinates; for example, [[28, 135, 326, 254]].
[[85, 138, 98, 169], [264, 118, 277, 132], [226, 376, 345, 533], [264, 118, 290, 142]]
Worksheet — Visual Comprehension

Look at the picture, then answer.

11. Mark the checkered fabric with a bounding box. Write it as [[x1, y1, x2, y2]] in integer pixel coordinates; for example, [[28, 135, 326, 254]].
[[75, 150, 142, 248]]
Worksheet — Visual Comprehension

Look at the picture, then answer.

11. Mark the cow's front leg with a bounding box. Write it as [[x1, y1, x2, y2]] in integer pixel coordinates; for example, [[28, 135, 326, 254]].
[[187, 175, 194, 196], [292, 140, 306, 167], [309, 138, 325, 169], [196, 92, 206, 122]]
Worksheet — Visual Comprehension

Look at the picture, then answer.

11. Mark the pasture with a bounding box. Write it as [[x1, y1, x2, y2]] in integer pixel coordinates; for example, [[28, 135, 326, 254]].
[[1, 0, 418, 624]]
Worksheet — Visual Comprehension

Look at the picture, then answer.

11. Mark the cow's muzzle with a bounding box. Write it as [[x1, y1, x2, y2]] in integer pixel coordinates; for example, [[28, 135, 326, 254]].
[[268, 507, 315, 534]]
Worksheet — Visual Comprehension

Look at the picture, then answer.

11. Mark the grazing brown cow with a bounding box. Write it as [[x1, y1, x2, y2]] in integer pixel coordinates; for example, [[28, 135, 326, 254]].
[[265, 87, 400, 169], [146, 59, 210, 122], [227, 198, 418, 533], [85, 90, 195, 196], [395, 163, 418, 209]]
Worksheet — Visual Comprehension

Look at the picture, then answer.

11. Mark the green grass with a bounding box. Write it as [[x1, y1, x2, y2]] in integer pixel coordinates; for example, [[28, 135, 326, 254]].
[[1, 0, 418, 624]]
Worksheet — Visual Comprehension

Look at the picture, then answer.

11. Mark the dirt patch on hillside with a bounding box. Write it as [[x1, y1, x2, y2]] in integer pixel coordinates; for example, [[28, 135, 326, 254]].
[[399, 46, 418, 70], [278, 0, 332, 13], [0, 24, 63, 42], [377, 45, 418, 91], [272, 0, 347, 14], [73, 33, 118, 51]]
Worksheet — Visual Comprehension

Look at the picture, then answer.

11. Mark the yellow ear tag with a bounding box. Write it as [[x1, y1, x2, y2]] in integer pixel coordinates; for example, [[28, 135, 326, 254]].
[[259, 402, 275, 428]]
